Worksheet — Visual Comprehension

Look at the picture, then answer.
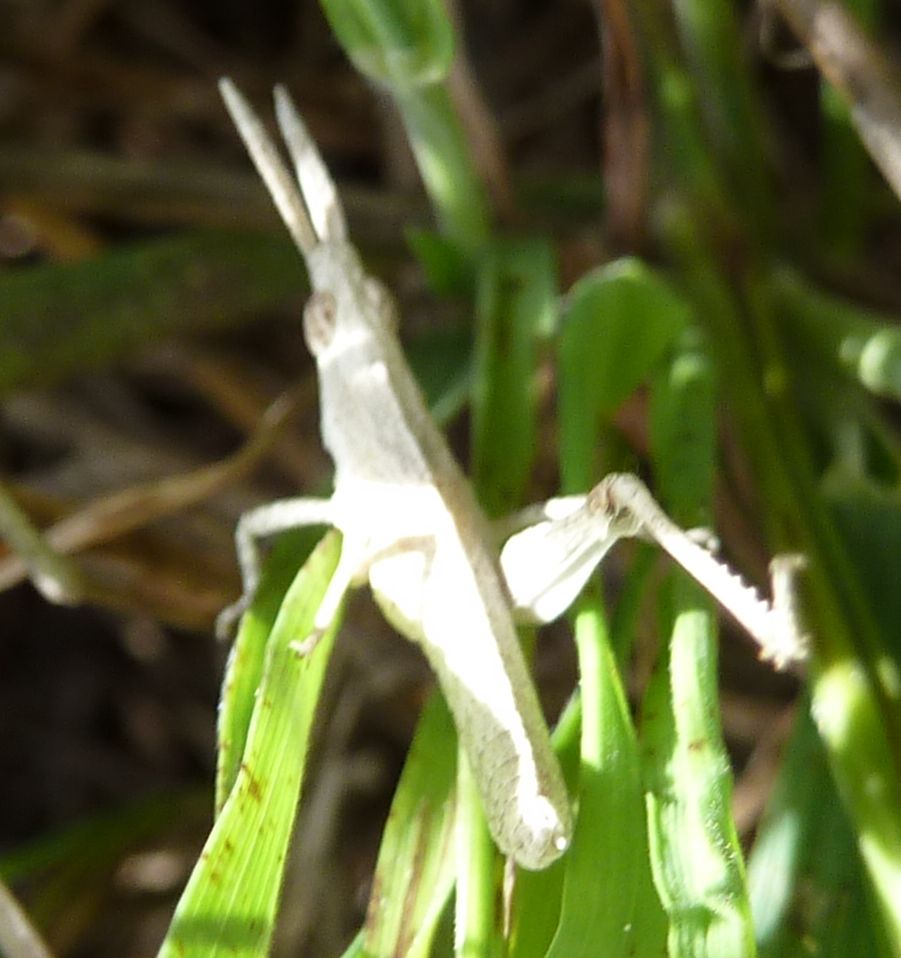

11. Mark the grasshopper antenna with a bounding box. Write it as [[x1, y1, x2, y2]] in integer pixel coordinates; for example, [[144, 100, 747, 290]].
[[218, 77, 317, 255], [273, 85, 347, 243]]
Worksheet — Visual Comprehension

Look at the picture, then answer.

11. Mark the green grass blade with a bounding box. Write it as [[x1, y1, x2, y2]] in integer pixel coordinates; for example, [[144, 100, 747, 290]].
[[642, 579, 754, 958], [542, 255, 682, 953], [320, 0, 489, 250], [362, 695, 457, 958], [395, 84, 491, 251], [158, 532, 342, 957], [641, 327, 755, 957], [558, 258, 689, 492], [405, 228, 476, 298], [0, 230, 303, 397], [471, 238, 556, 517], [749, 704, 892, 958], [339, 930, 367, 958], [664, 206, 901, 955], [648, 326, 716, 519], [453, 755, 504, 958], [454, 234, 556, 956], [216, 529, 323, 813], [668, 0, 773, 240], [508, 697, 581, 958], [543, 589, 666, 958]]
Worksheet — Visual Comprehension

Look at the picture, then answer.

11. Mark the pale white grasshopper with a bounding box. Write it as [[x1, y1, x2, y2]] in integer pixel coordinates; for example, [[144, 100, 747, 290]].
[[218, 80, 808, 871]]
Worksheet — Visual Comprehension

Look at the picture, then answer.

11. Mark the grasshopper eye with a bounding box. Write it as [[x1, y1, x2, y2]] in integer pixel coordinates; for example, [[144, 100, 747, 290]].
[[303, 290, 337, 355], [363, 277, 399, 332]]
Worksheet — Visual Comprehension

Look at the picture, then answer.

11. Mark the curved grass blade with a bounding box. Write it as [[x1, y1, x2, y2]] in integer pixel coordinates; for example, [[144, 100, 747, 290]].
[[559, 258, 689, 492], [320, 0, 489, 250], [318, 0, 454, 92], [542, 588, 666, 958], [158, 532, 342, 957]]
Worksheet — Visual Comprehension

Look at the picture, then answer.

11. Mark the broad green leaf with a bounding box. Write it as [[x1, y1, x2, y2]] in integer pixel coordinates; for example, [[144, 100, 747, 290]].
[[362, 695, 457, 958], [471, 238, 556, 516], [558, 257, 689, 492], [158, 533, 342, 957]]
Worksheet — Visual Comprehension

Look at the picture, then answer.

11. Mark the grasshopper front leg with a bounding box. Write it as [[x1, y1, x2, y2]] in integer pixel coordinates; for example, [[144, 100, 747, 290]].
[[216, 496, 341, 639], [500, 473, 809, 669]]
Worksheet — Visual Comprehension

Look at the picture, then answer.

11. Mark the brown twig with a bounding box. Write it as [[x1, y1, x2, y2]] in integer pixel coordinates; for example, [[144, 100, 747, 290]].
[[0, 387, 303, 595], [592, 0, 650, 250], [773, 0, 901, 202]]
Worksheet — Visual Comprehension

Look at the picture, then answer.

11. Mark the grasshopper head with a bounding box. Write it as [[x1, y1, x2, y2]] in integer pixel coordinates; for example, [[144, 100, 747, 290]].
[[219, 79, 399, 360], [302, 244, 398, 358]]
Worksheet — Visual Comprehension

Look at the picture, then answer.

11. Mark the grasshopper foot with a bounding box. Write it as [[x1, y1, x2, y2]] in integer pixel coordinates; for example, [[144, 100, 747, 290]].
[[686, 526, 721, 553], [216, 595, 252, 641], [289, 628, 324, 658]]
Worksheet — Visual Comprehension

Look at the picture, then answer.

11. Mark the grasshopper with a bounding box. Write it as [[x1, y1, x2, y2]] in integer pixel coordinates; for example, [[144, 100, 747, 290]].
[[218, 80, 808, 871]]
